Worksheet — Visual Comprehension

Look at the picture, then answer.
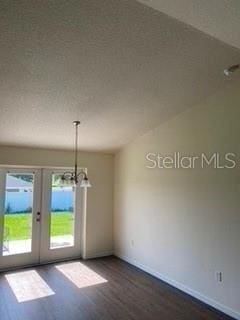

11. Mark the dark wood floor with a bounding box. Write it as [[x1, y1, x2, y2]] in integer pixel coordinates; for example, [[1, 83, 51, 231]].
[[0, 256, 234, 320]]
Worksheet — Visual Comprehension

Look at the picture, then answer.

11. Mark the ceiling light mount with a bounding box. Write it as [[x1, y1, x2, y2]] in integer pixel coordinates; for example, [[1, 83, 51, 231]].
[[224, 64, 240, 76], [73, 120, 81, 126]]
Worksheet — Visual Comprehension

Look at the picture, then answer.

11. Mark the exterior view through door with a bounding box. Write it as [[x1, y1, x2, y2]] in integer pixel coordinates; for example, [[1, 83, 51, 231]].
[[0, 168, 84, 270]]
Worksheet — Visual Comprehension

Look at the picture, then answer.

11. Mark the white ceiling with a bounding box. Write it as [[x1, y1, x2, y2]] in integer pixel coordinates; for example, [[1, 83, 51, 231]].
[[137, 0, 240, 49], [0, 0, 239, 152]]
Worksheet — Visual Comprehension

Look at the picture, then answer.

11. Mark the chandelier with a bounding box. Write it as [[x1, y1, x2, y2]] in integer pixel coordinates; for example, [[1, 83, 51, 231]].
[[61, 121, 91, 187]]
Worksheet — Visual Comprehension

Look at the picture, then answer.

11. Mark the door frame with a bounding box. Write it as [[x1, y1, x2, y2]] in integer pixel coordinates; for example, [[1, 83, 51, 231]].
[[0, 168, 42, 270], [39, 168, 83, 263], [0, 166, 87, 271]]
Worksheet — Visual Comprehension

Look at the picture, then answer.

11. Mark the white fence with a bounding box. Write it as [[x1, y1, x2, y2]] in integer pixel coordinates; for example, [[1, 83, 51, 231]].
[[5, 190, 73, 213]]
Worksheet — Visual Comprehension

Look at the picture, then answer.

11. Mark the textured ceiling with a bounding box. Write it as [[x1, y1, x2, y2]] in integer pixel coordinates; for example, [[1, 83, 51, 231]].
[[137, 0, 240, 49], [0, 0, 239, 152]]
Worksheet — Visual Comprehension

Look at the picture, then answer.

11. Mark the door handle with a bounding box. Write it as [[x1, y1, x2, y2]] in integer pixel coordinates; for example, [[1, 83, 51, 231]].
[[36, 211, 41, 222]]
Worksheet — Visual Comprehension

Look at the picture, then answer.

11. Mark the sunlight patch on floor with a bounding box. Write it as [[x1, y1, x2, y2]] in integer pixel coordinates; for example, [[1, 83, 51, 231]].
[[55, 262, 108, 288], [5, 270, 55, 302]]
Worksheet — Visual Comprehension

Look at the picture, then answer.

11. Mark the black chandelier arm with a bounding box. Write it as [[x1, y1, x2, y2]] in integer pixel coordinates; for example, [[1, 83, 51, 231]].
[[76, 171, 87, 180], [62, 172, 74, 178], [61, 170, 87, 181]]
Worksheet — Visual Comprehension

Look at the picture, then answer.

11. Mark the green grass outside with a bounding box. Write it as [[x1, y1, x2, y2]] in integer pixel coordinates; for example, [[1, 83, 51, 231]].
[[4, 212, 73, 241]]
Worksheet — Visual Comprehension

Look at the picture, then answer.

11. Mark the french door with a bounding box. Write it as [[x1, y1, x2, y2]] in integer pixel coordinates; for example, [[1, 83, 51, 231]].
[[0, 168, 82, 270]]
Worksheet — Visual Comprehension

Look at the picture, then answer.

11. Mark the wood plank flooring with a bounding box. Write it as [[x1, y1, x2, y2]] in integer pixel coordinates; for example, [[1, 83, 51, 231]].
[[0, 256, 235, 320]]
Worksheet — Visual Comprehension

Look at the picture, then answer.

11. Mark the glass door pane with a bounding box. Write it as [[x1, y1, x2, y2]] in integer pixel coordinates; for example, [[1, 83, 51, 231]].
[[2, 173, 34, 256], [49, 174, 75, 249]]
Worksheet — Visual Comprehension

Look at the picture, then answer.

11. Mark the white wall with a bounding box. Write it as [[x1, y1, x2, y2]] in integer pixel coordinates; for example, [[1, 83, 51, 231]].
[[0, 146, 114, 258], [114, 81, 240, 319]]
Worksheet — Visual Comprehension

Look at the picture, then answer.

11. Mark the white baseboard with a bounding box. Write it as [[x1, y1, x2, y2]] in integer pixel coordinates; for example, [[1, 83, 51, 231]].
[[114, 252, 239, 320], [84, 250, 113, 260]]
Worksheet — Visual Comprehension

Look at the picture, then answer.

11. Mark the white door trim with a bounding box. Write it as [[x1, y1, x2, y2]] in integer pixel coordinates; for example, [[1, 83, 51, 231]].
[[39, 169, 83, 263], [0, 167, 87, 270], [0, 168, 41, 270]]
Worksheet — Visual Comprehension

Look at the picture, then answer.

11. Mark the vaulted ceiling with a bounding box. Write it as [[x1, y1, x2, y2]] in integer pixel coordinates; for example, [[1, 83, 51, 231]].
[[137, 0, 240, 49], [0, 0, 239, 152]]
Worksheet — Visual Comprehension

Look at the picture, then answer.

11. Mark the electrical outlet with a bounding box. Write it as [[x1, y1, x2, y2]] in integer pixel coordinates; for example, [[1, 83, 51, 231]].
[[131, 240, 135, 247], [215, 271, 223, 283]]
